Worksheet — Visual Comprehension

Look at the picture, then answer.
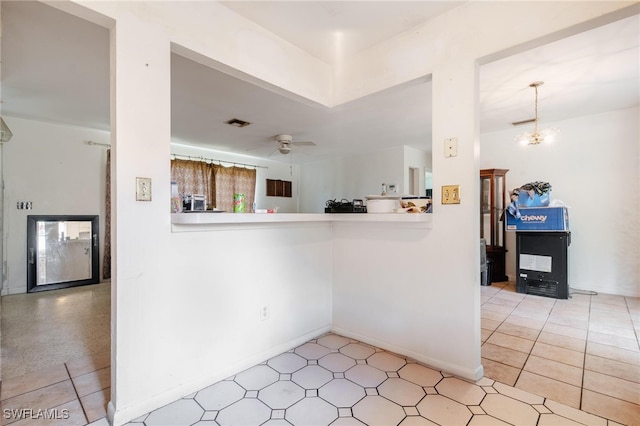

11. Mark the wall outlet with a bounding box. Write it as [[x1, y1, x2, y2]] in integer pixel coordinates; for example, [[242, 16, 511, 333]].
[[442, 185, 461, 204], [444, 138, 458, 157], [136, 177, 152, 201], [16, 201, 33, 210], [260, 304, 270, 321]]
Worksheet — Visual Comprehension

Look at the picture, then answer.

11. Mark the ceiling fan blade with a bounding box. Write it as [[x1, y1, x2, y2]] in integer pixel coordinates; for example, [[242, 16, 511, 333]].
[[511, 118, 536, 126], [267, 147, 282, 157], [292, 141, 316, 147]]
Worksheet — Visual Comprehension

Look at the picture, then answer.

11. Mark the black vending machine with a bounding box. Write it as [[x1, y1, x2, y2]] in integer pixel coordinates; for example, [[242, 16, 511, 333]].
[[516, 231, 570, 299]]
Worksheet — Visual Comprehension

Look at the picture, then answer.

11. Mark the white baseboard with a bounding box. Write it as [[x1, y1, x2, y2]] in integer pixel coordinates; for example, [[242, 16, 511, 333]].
[[331, 327, 483, 382]]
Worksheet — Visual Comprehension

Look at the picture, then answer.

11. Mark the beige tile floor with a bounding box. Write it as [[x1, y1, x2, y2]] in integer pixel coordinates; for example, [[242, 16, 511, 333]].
[[0, 352, 110, 425], [481, 281, 640, 425], [1, 281, 639, 425]]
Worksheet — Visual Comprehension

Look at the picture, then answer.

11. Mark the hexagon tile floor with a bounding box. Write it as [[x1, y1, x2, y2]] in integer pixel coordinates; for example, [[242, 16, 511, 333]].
[[123, 333, 626, 426]]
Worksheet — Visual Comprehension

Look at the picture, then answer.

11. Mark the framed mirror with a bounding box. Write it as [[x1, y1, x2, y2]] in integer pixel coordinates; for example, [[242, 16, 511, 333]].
[[27, 215, 99, 293]]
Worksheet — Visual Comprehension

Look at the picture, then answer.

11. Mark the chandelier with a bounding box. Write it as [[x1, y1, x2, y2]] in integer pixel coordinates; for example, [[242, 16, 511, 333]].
[[514, 81, 558, 145], [0, 117, 13, 143]]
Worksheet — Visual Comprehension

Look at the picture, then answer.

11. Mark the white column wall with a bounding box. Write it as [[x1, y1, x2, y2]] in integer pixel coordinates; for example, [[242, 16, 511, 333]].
[[103, 6, 334, 423], [108, 12, 173, 421], [430, 59, 482, 376], [332, 60, 482, 380]]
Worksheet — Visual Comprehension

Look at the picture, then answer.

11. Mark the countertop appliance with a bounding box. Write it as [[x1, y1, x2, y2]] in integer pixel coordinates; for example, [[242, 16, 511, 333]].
[[183, 194, 206, 211], [365, 195, 402, 213], [325, 199, 367, 213]]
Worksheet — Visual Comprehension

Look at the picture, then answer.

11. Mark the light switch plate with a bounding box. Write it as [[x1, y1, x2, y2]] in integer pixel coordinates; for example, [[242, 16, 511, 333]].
[[136, 177, 152, 201], [445, 138, 458, 157], [442, 185, 460, 204]]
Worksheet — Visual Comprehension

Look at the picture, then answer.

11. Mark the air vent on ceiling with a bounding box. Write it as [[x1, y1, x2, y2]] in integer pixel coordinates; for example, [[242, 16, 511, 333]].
[[225, 118, 251, 128]]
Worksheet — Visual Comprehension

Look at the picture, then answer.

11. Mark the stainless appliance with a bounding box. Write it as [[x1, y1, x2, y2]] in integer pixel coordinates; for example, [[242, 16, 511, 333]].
[[183, 194, 206, 211]]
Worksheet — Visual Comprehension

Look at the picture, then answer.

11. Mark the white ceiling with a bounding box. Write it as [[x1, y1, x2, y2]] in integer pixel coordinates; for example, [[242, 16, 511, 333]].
[[1, 1, 638, 163], [219, 1, 464, 65]]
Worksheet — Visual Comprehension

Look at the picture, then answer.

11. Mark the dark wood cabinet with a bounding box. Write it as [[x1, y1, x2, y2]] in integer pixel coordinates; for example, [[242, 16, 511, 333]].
[[480, 168, 509, 282], [266, 179, 292, 197]]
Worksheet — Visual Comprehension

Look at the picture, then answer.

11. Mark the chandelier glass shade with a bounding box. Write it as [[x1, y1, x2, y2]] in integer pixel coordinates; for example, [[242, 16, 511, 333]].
[[515, 81, 558, 145], [0, 117, 13, 143]]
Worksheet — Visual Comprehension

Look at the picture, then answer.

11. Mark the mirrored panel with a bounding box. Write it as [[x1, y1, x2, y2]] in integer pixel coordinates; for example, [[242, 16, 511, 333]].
[[27, 215, 99, 293]]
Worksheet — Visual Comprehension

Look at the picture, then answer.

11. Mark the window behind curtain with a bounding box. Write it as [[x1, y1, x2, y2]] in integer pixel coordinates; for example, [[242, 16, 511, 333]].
[[171, 159, 256, 211]]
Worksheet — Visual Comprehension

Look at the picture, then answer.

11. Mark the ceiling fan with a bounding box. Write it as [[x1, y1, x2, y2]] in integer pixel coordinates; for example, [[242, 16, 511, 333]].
[[273, 134, 316, 155]]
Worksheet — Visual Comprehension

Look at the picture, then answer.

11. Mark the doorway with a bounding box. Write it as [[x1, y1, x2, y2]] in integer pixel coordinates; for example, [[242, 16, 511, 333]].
[[408, 167, 420, 196], [0, 0, 112, 391]]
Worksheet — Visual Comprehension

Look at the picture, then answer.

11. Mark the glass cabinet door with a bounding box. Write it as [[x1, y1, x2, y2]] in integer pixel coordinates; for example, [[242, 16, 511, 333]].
[[480, 169, 508, 248], [480, 175, 491, 242], [494, 174, 504, 247], [480, 168, 509, 283]]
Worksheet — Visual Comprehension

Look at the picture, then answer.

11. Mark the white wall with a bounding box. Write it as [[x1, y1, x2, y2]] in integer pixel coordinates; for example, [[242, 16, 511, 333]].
[[332, 222, 481, 379], [1, 117, 109, 295], [131, 223, 333, 420], [480, 107, 640, 297], [299, 145, 429, 213], [403, 146, 430, 197], [171, 143, 301, 213], [299, 145, 405, 213]]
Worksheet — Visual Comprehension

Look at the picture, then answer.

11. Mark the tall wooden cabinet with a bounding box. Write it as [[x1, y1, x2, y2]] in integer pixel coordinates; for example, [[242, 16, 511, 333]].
[[480, 169, 509, 282]]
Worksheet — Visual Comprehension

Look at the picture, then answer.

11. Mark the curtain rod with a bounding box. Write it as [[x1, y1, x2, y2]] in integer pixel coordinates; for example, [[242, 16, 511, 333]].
[[171, 153, 268, 170]]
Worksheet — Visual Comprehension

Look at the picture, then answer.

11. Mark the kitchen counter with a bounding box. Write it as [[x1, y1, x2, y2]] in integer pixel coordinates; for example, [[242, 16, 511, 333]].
[[171, 212, 432, 231]]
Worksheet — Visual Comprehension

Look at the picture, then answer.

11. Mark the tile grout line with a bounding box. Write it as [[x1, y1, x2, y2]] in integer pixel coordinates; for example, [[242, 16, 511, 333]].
[[482, 283, 517, 345], [510, 291, 554, 388], [624, 297, 640, 351], [480, 284, 521, 375], [64, 362, 90, 425], [578, 293, 592, 413], [488, 285, 540, 385]]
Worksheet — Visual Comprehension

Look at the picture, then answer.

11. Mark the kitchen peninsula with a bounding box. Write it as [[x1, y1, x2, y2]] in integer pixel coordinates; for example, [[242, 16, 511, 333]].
[[171, 212, 432, 230], [168, 208, 479, 383]]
